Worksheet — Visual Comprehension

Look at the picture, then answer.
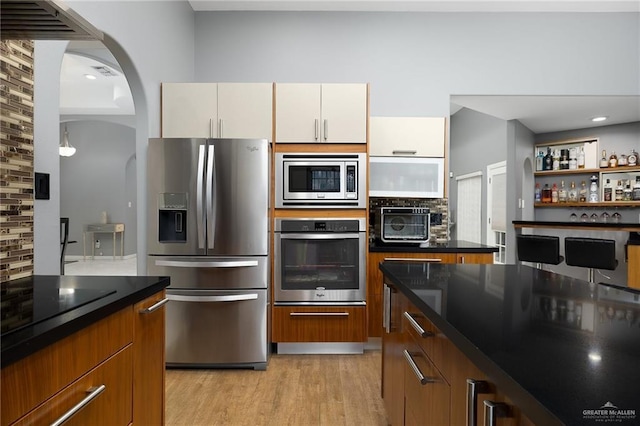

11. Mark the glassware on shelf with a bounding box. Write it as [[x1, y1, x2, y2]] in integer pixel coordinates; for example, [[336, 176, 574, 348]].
[[612, 211, 622, 223], [580, 213, 589, 222], [600, 212, 610, 223], [590, 213, 598, 222], [570, 212, 578, 222]]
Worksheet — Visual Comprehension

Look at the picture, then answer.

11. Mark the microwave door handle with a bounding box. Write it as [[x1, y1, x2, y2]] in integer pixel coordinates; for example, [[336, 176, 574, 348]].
[[206, 145, 216, 250], [196, 145, 205, 249]]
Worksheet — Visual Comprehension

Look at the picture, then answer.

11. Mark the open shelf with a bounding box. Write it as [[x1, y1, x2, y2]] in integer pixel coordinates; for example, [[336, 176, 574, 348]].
[[534, 201, 640, 208]]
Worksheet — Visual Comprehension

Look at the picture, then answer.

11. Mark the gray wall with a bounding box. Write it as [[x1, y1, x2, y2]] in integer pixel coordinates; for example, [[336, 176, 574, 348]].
[[34, 6, 639, 275], [34, 0, 195, 274], [449, 107, 508, 243], [60, 121, 136, 257]]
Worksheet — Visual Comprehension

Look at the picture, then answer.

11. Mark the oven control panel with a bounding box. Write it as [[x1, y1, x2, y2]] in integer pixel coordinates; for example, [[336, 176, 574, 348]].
[[275, 218, 366, 233]]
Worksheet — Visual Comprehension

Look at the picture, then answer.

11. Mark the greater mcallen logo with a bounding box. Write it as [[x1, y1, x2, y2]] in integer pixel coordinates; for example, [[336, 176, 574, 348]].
[[583, 402, 636, 422]]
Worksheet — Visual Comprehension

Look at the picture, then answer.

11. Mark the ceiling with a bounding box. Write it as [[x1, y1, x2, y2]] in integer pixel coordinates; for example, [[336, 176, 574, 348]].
[[187, 0, 640, 12]]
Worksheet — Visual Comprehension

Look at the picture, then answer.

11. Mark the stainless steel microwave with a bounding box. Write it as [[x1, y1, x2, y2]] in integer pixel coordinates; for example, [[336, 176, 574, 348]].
[[275, 153, 367, 208]]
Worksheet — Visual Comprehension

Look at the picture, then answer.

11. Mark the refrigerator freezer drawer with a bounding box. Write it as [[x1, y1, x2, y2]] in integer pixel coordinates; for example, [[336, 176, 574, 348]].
[[165, 289, 268, 367], [147, 255, 269, 290]]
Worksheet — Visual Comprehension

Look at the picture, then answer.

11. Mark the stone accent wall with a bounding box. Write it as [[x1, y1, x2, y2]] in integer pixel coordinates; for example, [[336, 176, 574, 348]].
[[1, 40, 35, 282], [369, 197, 449, 241]]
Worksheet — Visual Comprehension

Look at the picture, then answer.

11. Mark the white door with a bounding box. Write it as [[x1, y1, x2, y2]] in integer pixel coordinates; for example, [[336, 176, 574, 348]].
[[487, 162, 507, 264], [456, 171, 482, 244], [218, 83, 273, 140], [161, 83, 217, 138], [275, 83, 321, 143], [321, 84, 367, 143]]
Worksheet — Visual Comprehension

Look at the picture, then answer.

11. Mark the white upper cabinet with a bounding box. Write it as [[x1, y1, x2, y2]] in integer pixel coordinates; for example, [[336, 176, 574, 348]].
[[162, 83, 217, 138], [275, 83, 367, 143], [161, 82, 273, 140], [369, 117, 445, 157], [217, 83, 273, 140]]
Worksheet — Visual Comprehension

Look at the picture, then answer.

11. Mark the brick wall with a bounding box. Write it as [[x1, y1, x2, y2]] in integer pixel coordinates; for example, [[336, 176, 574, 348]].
[[1, 40, 35, 282]]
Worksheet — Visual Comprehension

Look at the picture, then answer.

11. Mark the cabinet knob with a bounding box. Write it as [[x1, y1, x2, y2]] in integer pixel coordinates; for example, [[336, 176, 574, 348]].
[[483, 400, 511, 426]]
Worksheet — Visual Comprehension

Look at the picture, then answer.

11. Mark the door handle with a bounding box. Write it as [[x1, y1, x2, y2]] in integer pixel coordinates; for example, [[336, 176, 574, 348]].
[[403, 350, 435, 385], [383, 257, 442, 262], [383, 284, 391, 333], [219, 118, 223, 138], [206, 145, 216, 249], [167, 293, 258, 303], [323, 119, 328, 141], [50, 385, 106, 426], [483, 400, 511, 426], [289, 312, 349, 317], [314, 118, 319, 140], [392, 150, 417, 155], [139, 298, 169, 314], [466, 379, 491, 426], [155, 259, 259, 268], [196, 145, 205, 249], [403, 311, 433, 338]]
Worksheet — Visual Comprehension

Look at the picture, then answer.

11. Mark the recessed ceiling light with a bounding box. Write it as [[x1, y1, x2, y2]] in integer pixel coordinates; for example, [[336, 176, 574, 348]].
[[591, 116, 608, 122], [84, 74, 97, 80]]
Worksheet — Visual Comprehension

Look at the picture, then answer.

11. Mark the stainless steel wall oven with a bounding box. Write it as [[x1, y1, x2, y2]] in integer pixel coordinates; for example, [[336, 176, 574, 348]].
[[274, 218, 366, 303]]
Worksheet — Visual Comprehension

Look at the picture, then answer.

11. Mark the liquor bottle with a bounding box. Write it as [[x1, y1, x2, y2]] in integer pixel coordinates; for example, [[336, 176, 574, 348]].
[[633, 176, 640, 201], [600, 150, 609, 168], [552, 149, 560, 171], [551, 183, 559, 203], [615, 180, 624, 201], [577, 147, 585, 169], [588, 175, 599, 202], [578, 180, 588, 202], [534, 183, 541, 203], [543, 148, 553, 171], [618, 153, 628, 166], [541, 184, 552, 203], [560, 149, 569, 170], [603, 178, 613, 201], [568, 181, 578, 202], [609, 151, 618, 168], [569, 148, 578, 170], [558, 181, 568, 203], [629, 149, 638, 167], [535, 151, 544, 171], [623, 181, 632, 201]]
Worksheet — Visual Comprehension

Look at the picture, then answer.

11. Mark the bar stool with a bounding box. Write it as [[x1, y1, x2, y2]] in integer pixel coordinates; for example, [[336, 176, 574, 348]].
[[564, 237, 618, 284], [516, 234, 564, 269]]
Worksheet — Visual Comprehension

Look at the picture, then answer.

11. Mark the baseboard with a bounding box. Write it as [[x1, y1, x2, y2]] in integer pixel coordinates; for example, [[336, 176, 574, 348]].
[[365, 337, 382, 350], [65, 254, 137, 261]]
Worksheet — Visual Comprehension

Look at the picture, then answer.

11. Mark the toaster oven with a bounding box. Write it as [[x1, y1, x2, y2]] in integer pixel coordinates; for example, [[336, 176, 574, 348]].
[[375, 207, 430, 244]]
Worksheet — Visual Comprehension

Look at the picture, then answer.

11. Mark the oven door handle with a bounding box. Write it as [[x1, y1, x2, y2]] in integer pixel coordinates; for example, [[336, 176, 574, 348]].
[[279, 233, 361, 240]]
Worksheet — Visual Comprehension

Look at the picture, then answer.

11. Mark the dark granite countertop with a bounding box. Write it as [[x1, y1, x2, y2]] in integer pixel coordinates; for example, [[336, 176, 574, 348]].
[[380, 262, 640, 426], [370, 239, 499, 253], [1, 275, 170, 368]]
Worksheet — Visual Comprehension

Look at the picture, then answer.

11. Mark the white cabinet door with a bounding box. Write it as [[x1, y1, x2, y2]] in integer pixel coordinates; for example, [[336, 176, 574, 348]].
[[370, 117, 445, 157], [275, 83, 321, 143], [217, 83, 273, 140], [161, 83, 217, 138], [369, 157, 444, 198], [321, 84, 367, 143]]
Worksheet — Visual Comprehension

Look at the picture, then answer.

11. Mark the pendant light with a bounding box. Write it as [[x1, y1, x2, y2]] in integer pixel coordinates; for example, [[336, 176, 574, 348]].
[[59, 125, 76, 157]]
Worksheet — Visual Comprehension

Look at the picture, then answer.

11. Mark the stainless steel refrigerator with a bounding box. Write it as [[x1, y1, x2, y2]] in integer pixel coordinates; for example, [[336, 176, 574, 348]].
[[146, 138, 269, 369]]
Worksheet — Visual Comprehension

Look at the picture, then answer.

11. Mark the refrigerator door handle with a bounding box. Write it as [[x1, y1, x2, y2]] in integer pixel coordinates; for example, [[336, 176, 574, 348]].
[[155, 259, 259, 268], [206, 145, 216, 250], [196, 145, 206, 249], [167, 293, 259, 303]]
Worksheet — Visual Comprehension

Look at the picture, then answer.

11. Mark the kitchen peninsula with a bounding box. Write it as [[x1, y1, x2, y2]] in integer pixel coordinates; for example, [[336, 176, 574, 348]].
[[380, 262, 640, 425], [1, 275, 169, 426]]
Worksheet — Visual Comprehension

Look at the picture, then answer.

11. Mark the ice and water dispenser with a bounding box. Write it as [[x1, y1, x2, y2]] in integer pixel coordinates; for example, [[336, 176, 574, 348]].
[[158, 193, 187, 243]]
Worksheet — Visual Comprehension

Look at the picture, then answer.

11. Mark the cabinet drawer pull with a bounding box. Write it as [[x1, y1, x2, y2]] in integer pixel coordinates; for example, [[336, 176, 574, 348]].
[[50, 385, 106, 426], [383, 257, 442, 262], [483, 400, 511, 426], [403, 350, 435, 385], [403, 311, 433, 338], [392, 150, 417, 155], [466, 379, 490, 426], [139, 298, 169, 314], [289, 312, 349, 317]]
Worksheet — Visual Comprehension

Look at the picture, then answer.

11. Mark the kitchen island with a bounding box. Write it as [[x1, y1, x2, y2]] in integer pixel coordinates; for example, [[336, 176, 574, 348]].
[[1, 275, 170, 425], [380, 262, 640, 425]]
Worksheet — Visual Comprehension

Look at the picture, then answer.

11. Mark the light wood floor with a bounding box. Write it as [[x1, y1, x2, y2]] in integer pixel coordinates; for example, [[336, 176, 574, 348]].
[[165, 350, 388, 426]]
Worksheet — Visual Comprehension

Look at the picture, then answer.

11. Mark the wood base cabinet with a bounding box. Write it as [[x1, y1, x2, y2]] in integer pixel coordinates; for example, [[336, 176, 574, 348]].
[[382, 282, 534, 426], [628, 244, 640, 289], [1, 290, 166, 426], [272, 305, 366, 342]]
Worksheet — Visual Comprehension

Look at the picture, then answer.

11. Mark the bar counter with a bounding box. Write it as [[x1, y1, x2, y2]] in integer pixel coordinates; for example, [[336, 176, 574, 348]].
[[380, 262, 640, 425]]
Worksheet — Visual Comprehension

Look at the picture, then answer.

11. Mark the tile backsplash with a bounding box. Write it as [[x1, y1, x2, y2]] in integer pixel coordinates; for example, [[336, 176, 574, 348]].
[[1, 40, 35, 282], [369, 197, 449, 241]]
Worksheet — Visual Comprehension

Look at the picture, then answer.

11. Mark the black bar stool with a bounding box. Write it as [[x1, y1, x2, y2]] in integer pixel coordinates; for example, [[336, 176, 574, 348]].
[[516, 234, 564, 269], [564, 237, 618, 283], [60, 218, 77, 275]]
